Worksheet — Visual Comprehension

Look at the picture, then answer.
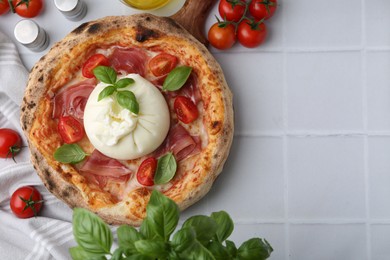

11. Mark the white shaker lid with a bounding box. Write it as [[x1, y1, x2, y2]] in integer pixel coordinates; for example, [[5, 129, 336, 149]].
[[54, 0, 78, 12], [14, 20, 39, 45]]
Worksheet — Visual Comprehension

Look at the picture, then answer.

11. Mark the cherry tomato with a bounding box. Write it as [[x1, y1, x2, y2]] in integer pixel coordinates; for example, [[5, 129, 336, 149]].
[[249, 0, 278, 20], [218, 0, 246, 22], [0, 0, 10, 15], [0, 128, 22, 161], [10, 186, 43, 218], [174, 96, 199, 124], [12, 0, 43, 18], [237, 19, 267, 48], [149, 53, 178, 77], [208, 22, 236, 50], [58, 116, 84, 144], [137, 157, 157, 186], [82, 54, 110, 78]]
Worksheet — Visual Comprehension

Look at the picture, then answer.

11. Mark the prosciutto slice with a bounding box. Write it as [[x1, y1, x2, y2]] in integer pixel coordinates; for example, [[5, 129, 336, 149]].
[[155, 124, 201, 161], [80, 150, 132, 178], [109, 48, 147, 76], [52, 79, 95, 120]]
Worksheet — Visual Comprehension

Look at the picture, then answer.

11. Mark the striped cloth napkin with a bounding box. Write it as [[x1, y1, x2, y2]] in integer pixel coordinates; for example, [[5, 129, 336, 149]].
[[0, 30, 76, 259]]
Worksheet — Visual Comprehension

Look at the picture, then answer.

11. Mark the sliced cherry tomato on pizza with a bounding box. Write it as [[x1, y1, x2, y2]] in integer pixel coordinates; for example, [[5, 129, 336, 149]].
[[208, 22, 236, 50], [0, 128, 22, 161], [10, 186, 43, 218], [249, 0, 278, 20], [149, 53, 178, 77], [58, 116, 84, 144], [12, 0, 43, 18], [174, 96, 199, 124], [0, 0, 10, 15], [237, 19, 267, 48], [218, 0, 246, 22], [82, 54, 110, 78], [137, 157, 157, 186]]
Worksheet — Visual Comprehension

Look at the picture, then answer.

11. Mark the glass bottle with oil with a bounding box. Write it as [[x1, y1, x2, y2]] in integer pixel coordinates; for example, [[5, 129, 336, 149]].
[[119, 0, 171, 10]]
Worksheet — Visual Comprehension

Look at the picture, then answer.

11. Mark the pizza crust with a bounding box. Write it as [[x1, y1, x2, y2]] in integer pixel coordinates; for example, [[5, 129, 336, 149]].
[[21, 14, 234, 226]]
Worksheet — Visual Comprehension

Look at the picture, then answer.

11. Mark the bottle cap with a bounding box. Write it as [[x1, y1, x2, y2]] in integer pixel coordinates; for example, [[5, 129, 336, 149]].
[[14, 20, 49, 52]]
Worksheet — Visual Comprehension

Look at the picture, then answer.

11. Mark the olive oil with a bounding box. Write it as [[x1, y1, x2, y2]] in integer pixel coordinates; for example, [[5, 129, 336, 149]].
[[120, 0, 171, 10]]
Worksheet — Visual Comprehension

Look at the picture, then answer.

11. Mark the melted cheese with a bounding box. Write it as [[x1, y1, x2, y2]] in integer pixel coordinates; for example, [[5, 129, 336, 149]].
[[84, 74, 170, 160]]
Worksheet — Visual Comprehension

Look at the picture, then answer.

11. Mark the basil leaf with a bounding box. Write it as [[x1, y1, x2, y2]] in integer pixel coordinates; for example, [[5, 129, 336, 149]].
[[144, 190, 179, 242], [111, 248, 125, 260], [117, 225, 142, 247], [162, 66, 192, 91], [171, 227, 196, 253], [72, 208, 113, 255], [207, 241, 230, 260], [225, 240, 237, 257], [69, 246, 107, 260], [93, 66, 117, 84], [211, 211, 234, 242], [181, 241, 216, 260], [134, 240, 169, 258], [115, 78, 135, 89], [139, 218, 157, 240], [182, 215, 217, 245], [98, 85, 116, 101], [54, 144, 87, 164], [154, 153, 177, 185], [124, 254, 154, 260], [116, 90, 139, 115], [237, 238, 273, 260]]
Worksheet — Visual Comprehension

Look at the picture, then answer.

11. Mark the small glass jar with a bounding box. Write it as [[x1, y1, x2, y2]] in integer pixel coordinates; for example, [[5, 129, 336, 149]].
[[14, 20, 49, 52], [54, 0, 87, 21], [119, 0, 171, 10]]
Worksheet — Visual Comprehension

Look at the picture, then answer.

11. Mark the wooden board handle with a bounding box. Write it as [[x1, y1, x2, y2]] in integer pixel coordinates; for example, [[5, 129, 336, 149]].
[[169, 0, 218, 46]]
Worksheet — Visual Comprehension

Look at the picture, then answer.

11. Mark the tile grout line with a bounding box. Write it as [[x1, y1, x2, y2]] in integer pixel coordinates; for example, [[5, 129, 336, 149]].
[[361, 0, 371, 259], [281, 2, 290, 258]]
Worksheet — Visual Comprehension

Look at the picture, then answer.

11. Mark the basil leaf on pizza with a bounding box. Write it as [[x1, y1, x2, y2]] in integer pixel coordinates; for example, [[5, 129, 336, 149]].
[[154, 152, 177, 185], [54, 144, 87, 164], [116, 90, 139, 115], [116, 78, 135, 89], [93, 66, 117, 84], [163, 65, 192, 91], [98, 85, 116, 101]]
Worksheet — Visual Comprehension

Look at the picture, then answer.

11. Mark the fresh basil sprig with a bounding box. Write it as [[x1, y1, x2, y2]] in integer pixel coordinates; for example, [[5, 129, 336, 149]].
[[54, 144, 87, 164], [70, 190, 273, 260], [93, 66, 138, 115], [154, 152, 177, 185], [162, 65, 192, 91]]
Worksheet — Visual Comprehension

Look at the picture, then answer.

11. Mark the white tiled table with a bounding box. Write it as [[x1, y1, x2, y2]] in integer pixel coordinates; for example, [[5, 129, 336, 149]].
[[1, 0, 390, 259]]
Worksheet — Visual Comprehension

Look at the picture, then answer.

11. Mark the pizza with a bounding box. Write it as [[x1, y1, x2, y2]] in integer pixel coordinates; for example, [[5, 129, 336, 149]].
[[20, 14, 234, 226]]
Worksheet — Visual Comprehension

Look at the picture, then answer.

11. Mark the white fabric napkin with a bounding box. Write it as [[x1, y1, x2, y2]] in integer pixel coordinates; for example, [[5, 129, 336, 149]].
[[0, 31, 76, 260]]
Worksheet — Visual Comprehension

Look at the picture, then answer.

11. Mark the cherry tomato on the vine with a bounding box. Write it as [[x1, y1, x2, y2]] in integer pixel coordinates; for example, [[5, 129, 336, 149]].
[[174, 96, 199, 124], [0, 128, 22, 162], [82, 54, 110, 78], [237, 19, 267, 48], [149, 53, 178, 77], [10, 186, 43, 218], [0, 0, 10, 15], [12, 0, 43, 18], [218, 0, 246, 22], [58, 116, 85, 144], [249, 0, 278, 20], [137, 157, 157, 186], [208, 22, 236, 50]]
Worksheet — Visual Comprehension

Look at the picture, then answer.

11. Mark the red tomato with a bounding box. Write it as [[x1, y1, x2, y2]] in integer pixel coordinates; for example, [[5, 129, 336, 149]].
[[10, 186, 43, 218], [208, 22, 236, 50], [218, 0, 246, 22], [82, 54, 110, 78], [12, 0, 43, 18], [58, 116, 84, 144], [237, 19, 267, 48], [137, 157, 157, 186], [249, 0, 278, 20], [0, 0, 10, 15], [174, 96, 199, 124], [149, 53, 178, 77], [0, 128, 22, 161]]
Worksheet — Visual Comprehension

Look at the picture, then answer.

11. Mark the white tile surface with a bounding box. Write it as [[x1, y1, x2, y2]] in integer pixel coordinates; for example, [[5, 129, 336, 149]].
[[1, 0, 390, 259]]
